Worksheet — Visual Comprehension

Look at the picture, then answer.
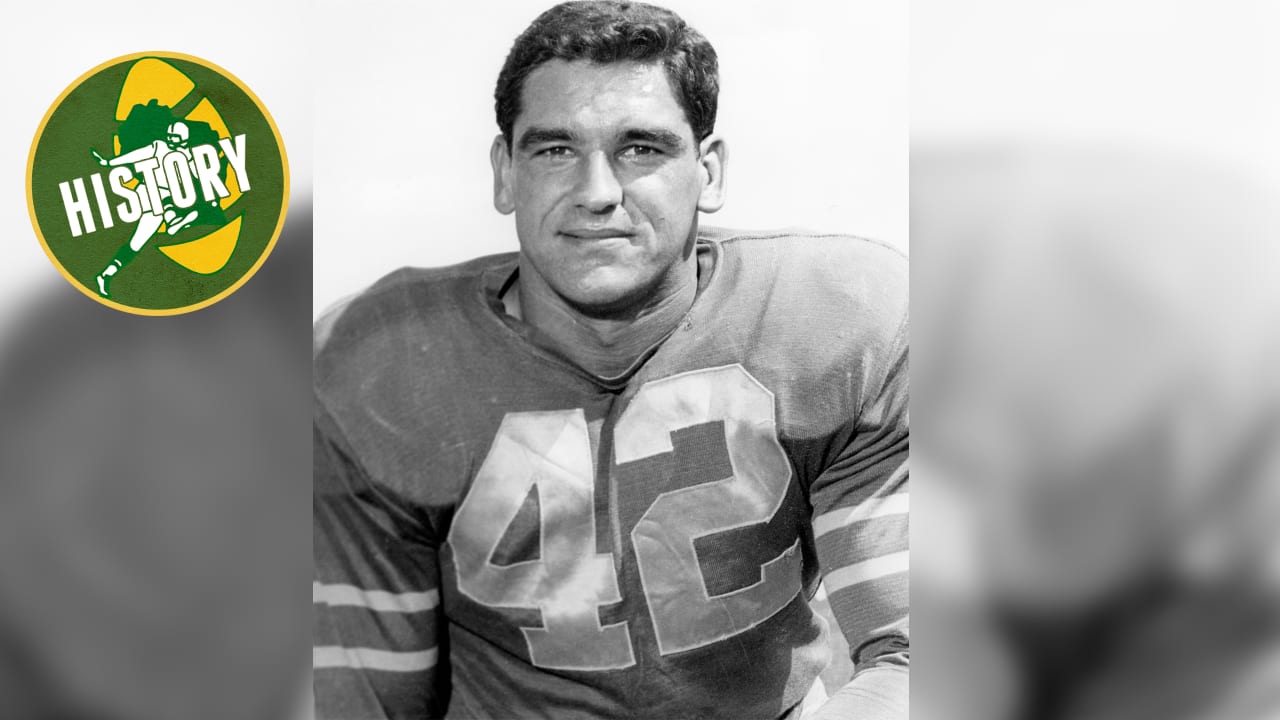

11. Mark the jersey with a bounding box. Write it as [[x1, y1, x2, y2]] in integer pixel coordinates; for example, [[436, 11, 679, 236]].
[[313, 229, 909, 719]]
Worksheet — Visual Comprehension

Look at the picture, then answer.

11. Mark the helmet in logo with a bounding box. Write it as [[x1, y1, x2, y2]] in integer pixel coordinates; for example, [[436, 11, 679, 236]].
[[165, 121, 190, 149]]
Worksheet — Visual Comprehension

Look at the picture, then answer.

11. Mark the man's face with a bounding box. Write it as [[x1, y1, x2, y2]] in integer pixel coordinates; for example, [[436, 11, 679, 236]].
[[492, 59, 724, 316]]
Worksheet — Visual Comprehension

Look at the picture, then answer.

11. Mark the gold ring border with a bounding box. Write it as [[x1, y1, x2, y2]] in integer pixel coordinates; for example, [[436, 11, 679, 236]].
[[25, 50, 291, 316]]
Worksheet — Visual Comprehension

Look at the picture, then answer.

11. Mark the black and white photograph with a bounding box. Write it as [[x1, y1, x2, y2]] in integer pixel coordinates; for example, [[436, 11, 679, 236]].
[[312, 1, 907, 718]]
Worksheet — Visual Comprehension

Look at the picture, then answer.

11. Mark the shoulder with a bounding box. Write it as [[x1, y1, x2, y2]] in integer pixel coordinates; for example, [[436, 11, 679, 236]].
[[700, 226, 907, 266], [314, 253, 516, 390], [689, 227, 908, 452], [700, 226, 908, 345], [315, 253, 515, 351]]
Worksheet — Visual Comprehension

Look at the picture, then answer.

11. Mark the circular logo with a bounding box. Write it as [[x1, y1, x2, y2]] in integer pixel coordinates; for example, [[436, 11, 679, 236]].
[[27, 51, 289, 315]]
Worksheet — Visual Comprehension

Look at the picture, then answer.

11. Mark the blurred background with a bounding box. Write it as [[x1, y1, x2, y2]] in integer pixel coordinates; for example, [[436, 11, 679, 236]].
[[912, 1, 1280, 719], [0, 2, 313, 719]]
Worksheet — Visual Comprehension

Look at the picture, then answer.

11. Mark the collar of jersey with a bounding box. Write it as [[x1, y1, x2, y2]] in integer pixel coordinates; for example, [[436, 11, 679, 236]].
[[474, 238, 721, 393]]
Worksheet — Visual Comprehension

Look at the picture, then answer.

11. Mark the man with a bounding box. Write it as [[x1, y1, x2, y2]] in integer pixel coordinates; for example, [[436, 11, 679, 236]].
[[313, 2, 908, 718]]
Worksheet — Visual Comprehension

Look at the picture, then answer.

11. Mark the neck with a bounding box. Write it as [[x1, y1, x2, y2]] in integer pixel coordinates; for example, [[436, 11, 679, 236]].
[[507, 258, 698, 379]]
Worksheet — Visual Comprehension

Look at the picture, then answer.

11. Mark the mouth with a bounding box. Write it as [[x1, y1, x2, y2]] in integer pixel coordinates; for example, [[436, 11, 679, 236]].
[[559, 229, 636, 241]]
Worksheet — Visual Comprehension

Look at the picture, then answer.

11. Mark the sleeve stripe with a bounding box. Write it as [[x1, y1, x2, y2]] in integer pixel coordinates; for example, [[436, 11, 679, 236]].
[[313, 646, 438, 672], [816, 514, 909, 570], [313, 582, 439, 613], [823, 550, 909, 594], [827, 573, 909, 655], [813, 492, 909, 539]]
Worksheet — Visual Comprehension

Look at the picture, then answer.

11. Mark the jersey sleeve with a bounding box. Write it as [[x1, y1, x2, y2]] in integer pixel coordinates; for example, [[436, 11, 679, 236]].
[[807, 308, 909, 719], [313, 408, 449, 719]]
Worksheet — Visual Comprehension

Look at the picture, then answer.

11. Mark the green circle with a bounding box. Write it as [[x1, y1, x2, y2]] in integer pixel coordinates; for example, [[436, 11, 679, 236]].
[[28, 52, 289, 315]]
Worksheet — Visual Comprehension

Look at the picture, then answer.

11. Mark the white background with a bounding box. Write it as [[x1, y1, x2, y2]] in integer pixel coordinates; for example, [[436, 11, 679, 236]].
[[312, 0, 909, 316], [913, 0, 1280, 177]]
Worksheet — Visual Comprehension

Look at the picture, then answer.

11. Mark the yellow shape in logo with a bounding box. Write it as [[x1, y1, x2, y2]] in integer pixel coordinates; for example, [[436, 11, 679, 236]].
[[158, 216, 242, 274], [114, 58, 194, 121], [184, 97, 230, 137]]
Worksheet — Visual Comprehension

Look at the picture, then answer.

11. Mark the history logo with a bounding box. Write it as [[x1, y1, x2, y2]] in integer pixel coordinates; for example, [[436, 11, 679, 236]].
[[27, 52, 288, 314]]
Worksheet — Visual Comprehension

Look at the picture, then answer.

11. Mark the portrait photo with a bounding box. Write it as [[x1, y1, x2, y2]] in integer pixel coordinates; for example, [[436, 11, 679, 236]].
[[311, 2, 908, 718]]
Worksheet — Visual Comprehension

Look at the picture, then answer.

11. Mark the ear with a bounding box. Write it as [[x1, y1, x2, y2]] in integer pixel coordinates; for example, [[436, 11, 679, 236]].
[[696, 134, 727, 213], [490, 134, 515, 215]]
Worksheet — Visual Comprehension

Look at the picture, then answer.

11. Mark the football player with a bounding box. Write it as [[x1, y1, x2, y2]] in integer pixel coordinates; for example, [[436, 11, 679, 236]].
[[313, 2, 908, 718], [90, 113, 227, 297]]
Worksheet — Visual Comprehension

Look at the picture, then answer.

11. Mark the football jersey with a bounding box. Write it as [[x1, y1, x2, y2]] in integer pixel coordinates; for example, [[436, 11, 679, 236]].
[[313, 229, 909, 719]]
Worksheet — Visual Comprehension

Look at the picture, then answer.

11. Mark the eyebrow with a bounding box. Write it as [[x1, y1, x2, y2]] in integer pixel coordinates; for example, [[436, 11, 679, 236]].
[[516, 126, 690, 153], [621, 128, 687, 152], [516, 127, 577, 151]]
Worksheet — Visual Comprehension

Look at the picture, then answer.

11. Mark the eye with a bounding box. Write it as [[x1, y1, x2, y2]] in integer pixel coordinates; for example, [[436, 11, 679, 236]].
[[535, 146, 574, 158], [620, 145, 662, 159]]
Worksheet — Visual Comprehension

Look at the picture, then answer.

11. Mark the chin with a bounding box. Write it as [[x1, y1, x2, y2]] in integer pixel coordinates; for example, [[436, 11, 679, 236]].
[[558, 273, 651, 318]]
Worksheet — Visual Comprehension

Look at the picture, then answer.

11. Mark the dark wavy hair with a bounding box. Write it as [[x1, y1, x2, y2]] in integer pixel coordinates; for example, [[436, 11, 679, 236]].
[[495, 1, 719, 148]]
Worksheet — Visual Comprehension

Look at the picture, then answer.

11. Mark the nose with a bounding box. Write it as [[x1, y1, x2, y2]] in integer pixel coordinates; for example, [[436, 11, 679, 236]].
[[574, 151, 622, 213]]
